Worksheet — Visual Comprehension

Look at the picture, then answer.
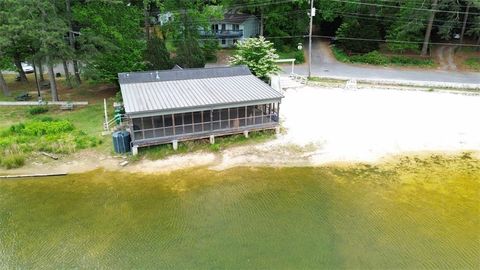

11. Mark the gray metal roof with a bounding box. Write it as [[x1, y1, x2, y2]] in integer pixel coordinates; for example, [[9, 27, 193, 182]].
[[119, 66, 252, 84], [119, 66, 283, 116]]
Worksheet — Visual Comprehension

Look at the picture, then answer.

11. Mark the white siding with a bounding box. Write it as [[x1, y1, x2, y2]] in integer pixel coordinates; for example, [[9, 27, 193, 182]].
[[241, 17, 260, 38]]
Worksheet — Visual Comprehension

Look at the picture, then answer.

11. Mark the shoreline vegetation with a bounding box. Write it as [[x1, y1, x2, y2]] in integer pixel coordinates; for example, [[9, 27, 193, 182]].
[[1, 81, 480, 174], [332, 47, 436, 68]]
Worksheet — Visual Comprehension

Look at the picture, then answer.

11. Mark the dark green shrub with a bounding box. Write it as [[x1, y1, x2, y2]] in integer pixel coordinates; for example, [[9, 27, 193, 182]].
[[115, 91, 123, 103], [332, 47, 351, 63], [294, 50, 305, 64], [28, 106, 49, 115], [350, 51, 389, 65], [390, 56, 434, 66]]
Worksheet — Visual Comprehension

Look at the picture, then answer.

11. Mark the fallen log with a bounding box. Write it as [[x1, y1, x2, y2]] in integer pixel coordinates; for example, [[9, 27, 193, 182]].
[[0, 173, 67, 179], [41, 152, 59, 160]]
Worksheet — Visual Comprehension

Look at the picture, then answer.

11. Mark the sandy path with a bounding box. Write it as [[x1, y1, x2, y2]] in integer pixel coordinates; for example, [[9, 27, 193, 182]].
[[437, 46, 457, 70], [2, 86, 480, 175]]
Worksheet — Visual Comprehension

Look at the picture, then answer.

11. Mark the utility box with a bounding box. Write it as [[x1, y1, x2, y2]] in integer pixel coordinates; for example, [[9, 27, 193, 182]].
[[112, 131, 131, 154]]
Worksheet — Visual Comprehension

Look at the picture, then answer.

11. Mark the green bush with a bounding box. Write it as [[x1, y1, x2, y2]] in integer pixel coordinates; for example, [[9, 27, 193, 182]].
[[333, 47, 434, 67], [332, 47, 351, 63], [350, 51, 389, 65], [1, 154, 25, 169], [0, 119, 100, 169], [294, 50, 305, 64], [28, 106, 49, 115], [390, 56, 434, 67]]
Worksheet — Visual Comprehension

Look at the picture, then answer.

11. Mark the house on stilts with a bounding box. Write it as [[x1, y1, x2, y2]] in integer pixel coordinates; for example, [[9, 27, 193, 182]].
[[118, 66, 283, 155]]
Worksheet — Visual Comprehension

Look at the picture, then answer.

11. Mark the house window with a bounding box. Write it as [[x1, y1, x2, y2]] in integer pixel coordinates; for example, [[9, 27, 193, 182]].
[[233, 39, 237, 45], [221, 24, 226, 31], [233, 24, 239, 31], [221, 39, 226, 45]]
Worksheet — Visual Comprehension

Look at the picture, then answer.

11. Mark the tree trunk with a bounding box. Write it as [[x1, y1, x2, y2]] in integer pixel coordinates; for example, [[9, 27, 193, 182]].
[[144, 1, 150, 40], [66, 0, 81, 85], [47, 57, 58, 101], [38, 59, 45, 81], [421, 0, 439, 56], [62, 60, 72, 88], [260, 9, 264, 36], [72, 60, 81, 84], [0, 69, 10, 96], [460, 3, 470, 43], [13, 53, 28, 82]]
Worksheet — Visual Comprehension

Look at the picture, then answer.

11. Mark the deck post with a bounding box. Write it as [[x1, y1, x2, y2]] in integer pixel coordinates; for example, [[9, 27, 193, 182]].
[[243, 130, 249, 138], [172, 140, 178, 150], [210, 135, 215, 144], [132, 145, 138, 156], [275, 126, 281, 135]]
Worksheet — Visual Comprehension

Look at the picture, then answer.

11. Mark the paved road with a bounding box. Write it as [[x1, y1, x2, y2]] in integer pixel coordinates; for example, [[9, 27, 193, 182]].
[[284, 40, 480, 84]]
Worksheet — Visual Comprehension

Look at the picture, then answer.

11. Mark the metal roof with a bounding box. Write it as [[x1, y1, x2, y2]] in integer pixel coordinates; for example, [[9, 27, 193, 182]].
[[119, 66, 252, 84], [119, 66, 283, 116]]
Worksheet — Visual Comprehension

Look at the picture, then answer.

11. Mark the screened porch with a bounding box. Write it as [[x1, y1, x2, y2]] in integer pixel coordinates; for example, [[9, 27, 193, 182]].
[[130, 102, 280, 145]]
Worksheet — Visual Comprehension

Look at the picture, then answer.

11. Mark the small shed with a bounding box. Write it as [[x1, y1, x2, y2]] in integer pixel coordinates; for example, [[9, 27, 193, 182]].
[[118, 66, 283, 154]]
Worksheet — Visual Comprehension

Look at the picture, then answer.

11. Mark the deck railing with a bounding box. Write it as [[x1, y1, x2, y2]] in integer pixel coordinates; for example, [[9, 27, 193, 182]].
[[132, 114, 278, 142]]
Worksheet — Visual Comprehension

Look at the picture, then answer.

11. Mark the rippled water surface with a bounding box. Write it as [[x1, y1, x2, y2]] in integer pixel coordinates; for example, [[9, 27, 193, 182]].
[[1, 155, 479, 269]]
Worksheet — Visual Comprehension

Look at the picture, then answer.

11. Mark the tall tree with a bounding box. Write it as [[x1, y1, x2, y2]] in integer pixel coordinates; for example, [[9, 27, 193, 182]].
[[164, 0, 221, 68], [73, 1, 146, 82], [421, 0, 439, 56], [0, 56, 11, 96], [34, 0, 70, 101], [65, 0, 81, 85], [145, 34, 172, 70]]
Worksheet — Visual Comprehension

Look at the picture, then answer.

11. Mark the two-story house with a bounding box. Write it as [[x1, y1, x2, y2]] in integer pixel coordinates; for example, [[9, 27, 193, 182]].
[[204, 12, 260, 48], [158, 11, 260, 48]]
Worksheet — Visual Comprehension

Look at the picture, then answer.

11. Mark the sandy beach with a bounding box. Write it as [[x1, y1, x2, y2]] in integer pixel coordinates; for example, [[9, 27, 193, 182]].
[[2, 85, 480, 174]]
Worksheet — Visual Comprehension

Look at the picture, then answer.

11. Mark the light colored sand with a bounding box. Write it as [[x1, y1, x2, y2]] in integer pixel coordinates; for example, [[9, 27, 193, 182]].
[[213, 86, 480, 169], [2, 86, 480, 175]]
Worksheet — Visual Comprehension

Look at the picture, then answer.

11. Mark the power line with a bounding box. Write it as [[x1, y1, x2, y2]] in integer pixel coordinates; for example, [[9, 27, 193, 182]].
[[312, 34, 480, 47], [167, 34, 480, 48], [329, 0, 480, 16]]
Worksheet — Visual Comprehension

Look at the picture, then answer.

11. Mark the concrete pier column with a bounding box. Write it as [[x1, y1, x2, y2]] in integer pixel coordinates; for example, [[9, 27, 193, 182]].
[[275, 127, 281, 135], [132, 145, 138, 156], [209, 135, 215, 144], [243, 130, 249, 138], [172, 140, 178, 151]]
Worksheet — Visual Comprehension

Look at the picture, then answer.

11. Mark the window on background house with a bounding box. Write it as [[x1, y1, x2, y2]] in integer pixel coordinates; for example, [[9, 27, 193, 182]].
[[233, 24, 239, 31], [221, 39, 226, 45]]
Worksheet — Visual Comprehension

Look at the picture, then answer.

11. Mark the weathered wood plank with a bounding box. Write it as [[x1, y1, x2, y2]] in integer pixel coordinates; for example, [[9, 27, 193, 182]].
[[0, 173, 67, 179]]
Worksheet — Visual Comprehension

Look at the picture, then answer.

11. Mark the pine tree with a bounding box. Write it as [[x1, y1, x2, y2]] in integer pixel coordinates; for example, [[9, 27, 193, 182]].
[[175, 39, 206, 68], [145, 35, 173, 70]]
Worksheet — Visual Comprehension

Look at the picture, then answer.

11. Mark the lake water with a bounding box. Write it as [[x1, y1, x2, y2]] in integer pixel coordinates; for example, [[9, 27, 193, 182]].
[[1, 155, 479, 269]]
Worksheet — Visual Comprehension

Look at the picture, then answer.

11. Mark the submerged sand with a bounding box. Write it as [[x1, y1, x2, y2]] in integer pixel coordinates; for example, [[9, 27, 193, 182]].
[[2, 86, 480, 174]]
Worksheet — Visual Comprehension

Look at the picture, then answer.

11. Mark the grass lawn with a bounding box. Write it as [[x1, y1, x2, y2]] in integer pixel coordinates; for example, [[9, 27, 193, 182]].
[[0, 73, 119, 169], [464, 57, 480, 71]]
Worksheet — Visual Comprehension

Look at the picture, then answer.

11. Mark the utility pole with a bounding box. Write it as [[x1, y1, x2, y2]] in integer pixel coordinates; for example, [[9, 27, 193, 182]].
[[308, 0, 315, 78]]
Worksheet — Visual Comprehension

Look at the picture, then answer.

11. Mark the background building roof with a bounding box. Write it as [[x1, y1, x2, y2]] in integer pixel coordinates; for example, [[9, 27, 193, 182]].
[[119, 66, 283, 116]]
